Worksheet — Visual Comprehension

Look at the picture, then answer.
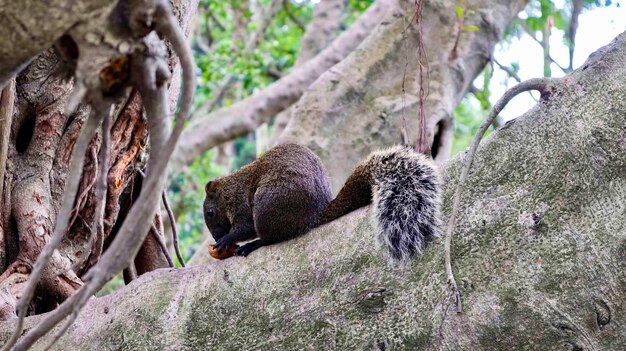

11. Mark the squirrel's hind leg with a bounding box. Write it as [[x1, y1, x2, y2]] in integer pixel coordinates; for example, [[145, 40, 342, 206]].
[[252, 183, 325, 245]]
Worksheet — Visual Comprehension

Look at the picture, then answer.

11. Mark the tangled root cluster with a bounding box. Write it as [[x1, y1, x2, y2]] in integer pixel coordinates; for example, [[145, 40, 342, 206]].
[[2, 1, 196, 350]]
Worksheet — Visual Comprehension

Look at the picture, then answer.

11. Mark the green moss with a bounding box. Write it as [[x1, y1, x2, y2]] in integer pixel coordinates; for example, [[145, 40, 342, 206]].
[[105, 319, 167, 351]]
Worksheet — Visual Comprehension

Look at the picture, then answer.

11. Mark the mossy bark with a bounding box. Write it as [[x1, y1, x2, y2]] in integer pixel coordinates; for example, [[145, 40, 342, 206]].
[[1, 32, 625, 350]]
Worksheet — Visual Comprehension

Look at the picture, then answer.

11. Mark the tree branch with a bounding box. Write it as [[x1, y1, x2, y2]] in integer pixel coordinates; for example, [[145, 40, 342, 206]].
[[492, 58, 521, 83], [282, 0, 306, 32], [0, 1, 116, 87], [190, 0, 282, 119], [173, 0, 393, 167], [270, 0, 348, 143], [567, 0, 583, 71], [517, 17, 568, 75]]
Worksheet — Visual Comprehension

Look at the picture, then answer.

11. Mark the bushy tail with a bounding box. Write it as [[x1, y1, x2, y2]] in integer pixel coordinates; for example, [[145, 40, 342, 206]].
[[320, 146, 441, 263]]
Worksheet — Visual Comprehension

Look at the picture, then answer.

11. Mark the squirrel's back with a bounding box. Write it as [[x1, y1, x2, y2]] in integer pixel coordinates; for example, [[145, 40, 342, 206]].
[[208, 144, 333, 242]]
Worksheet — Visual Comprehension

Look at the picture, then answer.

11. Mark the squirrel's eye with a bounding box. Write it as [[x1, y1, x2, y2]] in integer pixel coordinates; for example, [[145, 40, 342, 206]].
[[206, 209, 215, 218]]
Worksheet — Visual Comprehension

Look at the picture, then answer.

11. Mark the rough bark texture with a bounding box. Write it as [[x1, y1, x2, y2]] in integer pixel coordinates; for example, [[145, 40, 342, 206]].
[[2, 31, 625, 350], [280, 0, 527, 191], [294, 0, 348, 67], [0, 80, 14, 202], [0, 82, 14, 272], [0, 49, 150, 320]]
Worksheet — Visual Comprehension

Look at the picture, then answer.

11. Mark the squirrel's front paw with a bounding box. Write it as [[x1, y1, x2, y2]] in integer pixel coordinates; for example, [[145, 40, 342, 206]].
[[214, 236, 234, 250]]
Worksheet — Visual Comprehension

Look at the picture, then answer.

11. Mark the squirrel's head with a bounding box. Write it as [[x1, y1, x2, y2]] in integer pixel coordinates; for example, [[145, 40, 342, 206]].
[[203, 180, 232, 240]]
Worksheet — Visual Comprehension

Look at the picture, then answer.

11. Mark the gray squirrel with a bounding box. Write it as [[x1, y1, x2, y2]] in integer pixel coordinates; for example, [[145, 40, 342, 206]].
[[203, 143, 441, 263]]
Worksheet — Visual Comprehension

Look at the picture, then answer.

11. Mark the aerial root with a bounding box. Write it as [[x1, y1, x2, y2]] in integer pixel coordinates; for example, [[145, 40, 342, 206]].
[[442, 77, 552, 323], [6, 2, 197, 349], [2, 104, 107, 351], [163, 190, 185, 267]]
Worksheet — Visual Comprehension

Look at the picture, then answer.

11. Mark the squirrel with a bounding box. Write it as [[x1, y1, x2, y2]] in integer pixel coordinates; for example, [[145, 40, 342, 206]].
[[203, 143, 441, 263]]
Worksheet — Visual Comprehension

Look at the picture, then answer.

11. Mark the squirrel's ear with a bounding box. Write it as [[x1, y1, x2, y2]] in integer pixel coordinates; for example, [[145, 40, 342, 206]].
[[205, 181, 217, 195]]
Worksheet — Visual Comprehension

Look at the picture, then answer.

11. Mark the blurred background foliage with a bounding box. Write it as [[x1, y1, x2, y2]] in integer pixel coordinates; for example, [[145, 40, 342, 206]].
[[167, 0, 616, 264]]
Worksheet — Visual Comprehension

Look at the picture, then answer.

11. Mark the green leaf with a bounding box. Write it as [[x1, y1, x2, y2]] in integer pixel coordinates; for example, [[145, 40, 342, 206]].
[[464, 25, 479, 31], [552, 11, 567, 31], [455, 5, 464, 18], [525, 17, 544, 32]]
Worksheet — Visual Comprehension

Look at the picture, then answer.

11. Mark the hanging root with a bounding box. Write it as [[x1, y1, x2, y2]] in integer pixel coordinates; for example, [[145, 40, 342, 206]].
[[123, 262, 138, 283], [63, 81, 86, 117], [163, 191, 185, 267], [137, 168, 175, 268], [7, 1, 196, 349], [154, 1, 196, 144], [2, 105, 107, 351], [443, 77, 551, 317], [151, 224, 174, 267], [41, 290, 91, 351], [86, 108, 113, 270]]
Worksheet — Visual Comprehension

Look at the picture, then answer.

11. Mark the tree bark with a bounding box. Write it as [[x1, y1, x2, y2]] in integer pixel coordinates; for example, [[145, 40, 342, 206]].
[[0, 80, 14, 272], [280, 0, 527, 191], [2, 30, 625, 351], [0, 80, 14, 207], [0, 1, 117, 87]]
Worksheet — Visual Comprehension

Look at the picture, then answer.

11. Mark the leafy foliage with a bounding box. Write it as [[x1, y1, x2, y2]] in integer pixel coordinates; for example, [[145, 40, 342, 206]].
[[194, 0, 313, 107]]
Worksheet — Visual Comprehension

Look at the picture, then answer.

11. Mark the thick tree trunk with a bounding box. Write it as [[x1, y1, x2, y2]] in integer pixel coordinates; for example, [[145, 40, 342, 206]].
[[280, 0, 527, 190], [2, 31, 625, 351], [0, 49, 150, 320], [270, 0, 349, 143]]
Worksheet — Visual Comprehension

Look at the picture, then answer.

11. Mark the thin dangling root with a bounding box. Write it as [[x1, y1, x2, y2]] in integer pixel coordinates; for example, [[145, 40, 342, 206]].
[[442, 77, 551, 319]]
